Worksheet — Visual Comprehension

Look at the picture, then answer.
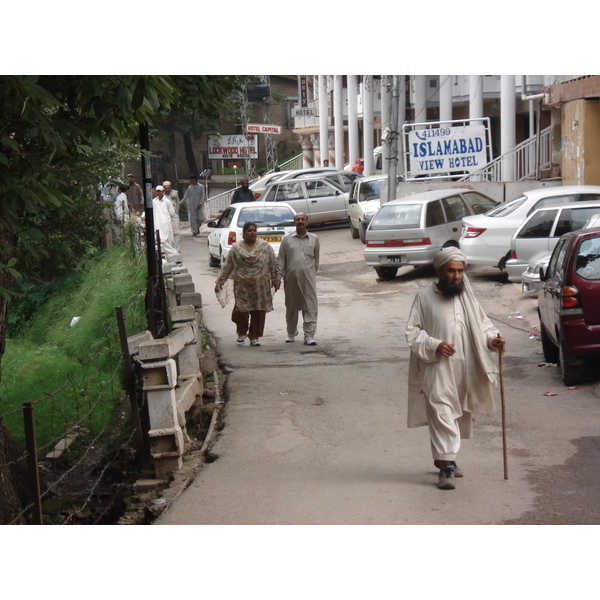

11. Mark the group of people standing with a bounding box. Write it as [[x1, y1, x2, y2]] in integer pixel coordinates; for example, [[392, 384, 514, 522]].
[[110, 173, 207, 255], [214, 212, 320, 348]]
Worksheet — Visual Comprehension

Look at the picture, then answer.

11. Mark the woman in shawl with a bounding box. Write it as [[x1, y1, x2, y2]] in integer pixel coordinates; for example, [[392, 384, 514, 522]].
[[214, 222, 281, 347]]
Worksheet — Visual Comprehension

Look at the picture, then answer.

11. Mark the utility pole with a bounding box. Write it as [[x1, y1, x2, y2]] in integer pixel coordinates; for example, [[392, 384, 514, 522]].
[[387, 76, 400, 204]]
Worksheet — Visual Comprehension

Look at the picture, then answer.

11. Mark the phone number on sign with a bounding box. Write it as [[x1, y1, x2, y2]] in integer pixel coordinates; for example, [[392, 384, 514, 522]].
[[414, 128, 452, 140]]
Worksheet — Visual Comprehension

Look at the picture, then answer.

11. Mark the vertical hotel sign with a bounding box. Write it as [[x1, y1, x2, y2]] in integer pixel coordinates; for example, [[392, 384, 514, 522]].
[[300, 75, 308, 107]]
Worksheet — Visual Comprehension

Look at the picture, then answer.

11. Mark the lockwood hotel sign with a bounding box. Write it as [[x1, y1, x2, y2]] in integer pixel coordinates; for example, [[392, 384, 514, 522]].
[[208, 134, 258, 160], [403, 119, 491, 180]]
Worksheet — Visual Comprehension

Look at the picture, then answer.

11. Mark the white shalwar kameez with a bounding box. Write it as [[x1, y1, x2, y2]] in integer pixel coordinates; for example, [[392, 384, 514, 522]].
[[405, 281, 500, 461], [152, 196, 177, 255]]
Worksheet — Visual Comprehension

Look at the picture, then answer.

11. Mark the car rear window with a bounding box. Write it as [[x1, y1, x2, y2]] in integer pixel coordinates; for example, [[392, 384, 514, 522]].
[[359, 180, 382, 202], [463, 192, 497, 214], [370, 204, 423, 230], [237, 206, 295, 226], [575, 237, 600, 280], [485, 195, 527, 217]]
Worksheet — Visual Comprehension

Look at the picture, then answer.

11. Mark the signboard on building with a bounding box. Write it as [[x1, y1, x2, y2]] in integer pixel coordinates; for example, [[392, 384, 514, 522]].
[[247, 124, 282, 134], [403, 119, 491, 180], [300, 75, 308, 107], [207, 134, 258, 160]]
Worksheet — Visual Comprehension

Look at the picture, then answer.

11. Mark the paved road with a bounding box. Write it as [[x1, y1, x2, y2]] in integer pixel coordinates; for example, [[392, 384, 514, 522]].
[[156, 223, 600, 525]]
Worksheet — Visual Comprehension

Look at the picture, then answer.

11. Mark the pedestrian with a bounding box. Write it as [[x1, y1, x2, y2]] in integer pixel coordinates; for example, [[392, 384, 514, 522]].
[[323, 159, 329, 167], [231, 177, 255, 204], [257, 169, 266, 178], [214, 221, 280, 347], [405, 247, 506, 491], [111, 185, 129, 241], [181, 174, 206, 236], [277, 212, 320, 346], [163, 180, 181, 250], [152, 185, 177, 255], [351, 159, 364, 175], [127, 173, 144, 214]]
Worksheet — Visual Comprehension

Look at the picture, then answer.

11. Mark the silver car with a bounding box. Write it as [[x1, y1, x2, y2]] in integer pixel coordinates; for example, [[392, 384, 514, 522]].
[[506, 201, 600, 283], [262, 176, 349, 225], [364, 189, 497, 280]]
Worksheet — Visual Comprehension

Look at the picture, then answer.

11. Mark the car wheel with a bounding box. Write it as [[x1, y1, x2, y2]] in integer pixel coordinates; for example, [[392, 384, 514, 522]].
[[349, 219, 359, 239], [375, 266, 398, 280], [559, 342, 581, 386], [540, 322, 559, 363], [358, 222, 367, 244]]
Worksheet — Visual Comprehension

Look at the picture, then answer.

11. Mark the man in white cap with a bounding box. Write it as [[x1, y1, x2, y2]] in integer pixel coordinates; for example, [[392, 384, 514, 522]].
[[405, 247, 506, 490], [152, 185, 177, 255], [162, 181, 180, 250]]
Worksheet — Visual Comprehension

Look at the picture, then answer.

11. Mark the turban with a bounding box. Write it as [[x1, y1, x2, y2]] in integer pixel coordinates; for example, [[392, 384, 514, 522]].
[[433, 247, 467, 269], [162, 180, 171, 186]]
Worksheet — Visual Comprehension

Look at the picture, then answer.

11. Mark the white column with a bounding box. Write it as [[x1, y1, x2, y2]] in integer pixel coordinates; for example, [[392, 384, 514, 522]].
[[347, 75, 359, 168], [469, 75, 483, 120], [363, 75, 375, 175], [318, 75, 328, 168], [439, 75, 453, 122], [311, 133, 320, 167], [501, 75, 516, 181], [333, 75, 344, 168], [413, 75, 427, 127], [380, 76, 392, 175], [300, 134, 313, 169]]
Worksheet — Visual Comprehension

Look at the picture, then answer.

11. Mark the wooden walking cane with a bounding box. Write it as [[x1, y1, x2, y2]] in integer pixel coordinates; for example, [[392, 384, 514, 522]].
[[498, 334, 508, 480]]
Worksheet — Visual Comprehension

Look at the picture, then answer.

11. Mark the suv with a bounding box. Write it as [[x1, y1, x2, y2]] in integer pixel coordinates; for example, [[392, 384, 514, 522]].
[[348, 175, 387, 243], [538, 227, 600, 385], [262, 176, 349, 225]]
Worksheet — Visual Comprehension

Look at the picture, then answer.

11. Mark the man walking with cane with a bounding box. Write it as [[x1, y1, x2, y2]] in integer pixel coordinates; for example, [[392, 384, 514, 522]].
[[405, 248, 506, 490]]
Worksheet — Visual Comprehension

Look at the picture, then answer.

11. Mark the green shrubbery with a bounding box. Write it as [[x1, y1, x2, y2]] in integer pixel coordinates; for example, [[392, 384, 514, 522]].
[[0, 245, 147, 451]]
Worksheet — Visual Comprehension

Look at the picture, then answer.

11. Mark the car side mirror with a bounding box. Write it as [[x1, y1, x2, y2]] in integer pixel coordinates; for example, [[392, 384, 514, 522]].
[[538, 266, 546, 281], [207, 220, 217, 228], [349, 196, 357, 204]]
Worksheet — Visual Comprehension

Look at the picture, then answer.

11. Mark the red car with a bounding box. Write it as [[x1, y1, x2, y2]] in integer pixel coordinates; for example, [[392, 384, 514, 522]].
[[538, 227, 600, 385]]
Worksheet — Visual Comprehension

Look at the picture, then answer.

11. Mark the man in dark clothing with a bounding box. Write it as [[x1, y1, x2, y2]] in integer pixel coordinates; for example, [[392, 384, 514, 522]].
[[231, 178, 255, 203]]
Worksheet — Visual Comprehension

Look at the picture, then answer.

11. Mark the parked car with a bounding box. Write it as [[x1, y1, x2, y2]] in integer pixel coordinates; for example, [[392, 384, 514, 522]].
[[293, 169, 363, 192], [262, 176, 349, 225], [521, 252, 552, 295], [506, 201, 600, 283], [348, 175, 387, 243], [207, 201, 296, 267], [364, 188, 498, 280], [249, 170, 291, 200], [538, 227, 600, 385], [460, 185, 600, 270]]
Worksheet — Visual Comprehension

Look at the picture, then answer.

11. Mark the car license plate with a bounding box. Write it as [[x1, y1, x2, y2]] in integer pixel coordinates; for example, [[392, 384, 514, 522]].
[[386, 256, 404, 263], [259, 235, 282, 243]]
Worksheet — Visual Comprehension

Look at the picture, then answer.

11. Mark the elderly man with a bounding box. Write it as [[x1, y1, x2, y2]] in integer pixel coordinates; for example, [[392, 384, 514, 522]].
[[405, 247, 506, 490], [163, 181, 181, 250], [277, 212, 320, 346], [181, 174, 206, 236]]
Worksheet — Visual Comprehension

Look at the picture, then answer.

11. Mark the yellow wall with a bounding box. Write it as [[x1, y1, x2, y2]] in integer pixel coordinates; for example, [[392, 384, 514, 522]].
[[561, 99, 600, 185]]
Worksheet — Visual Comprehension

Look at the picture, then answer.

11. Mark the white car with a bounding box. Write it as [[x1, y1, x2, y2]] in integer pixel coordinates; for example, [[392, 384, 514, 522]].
[[505, 201, 600, 282], [207, 201, 296, 267], [348, 175, 387, 243], [460, 185, 600, 270]]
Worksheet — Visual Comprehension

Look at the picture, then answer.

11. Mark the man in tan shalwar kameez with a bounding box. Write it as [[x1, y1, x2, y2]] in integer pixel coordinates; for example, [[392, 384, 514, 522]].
[[277, 213, 320, 346], [405, 247, 506, 490]]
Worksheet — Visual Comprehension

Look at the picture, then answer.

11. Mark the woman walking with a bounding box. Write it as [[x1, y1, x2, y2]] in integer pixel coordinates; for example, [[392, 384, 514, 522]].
[[214, 222, 280, 346]]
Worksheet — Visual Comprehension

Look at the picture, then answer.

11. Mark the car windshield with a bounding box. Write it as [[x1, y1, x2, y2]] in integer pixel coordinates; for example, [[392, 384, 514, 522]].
[[575, 237, 600, 280], [484, 195, 528, 217], [359, 180, 382, 202], [237, 206, 295, 226], [370, 204, 422, 230]]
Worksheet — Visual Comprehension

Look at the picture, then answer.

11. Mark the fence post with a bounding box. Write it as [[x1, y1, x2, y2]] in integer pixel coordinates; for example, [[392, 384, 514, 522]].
[[115, 306, 149, 471], [23, 402, 43, 525]]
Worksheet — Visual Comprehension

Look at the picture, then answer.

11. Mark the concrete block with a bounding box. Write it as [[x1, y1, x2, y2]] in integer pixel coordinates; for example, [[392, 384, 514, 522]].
[[180, 292, 202, 308], [147, 388, 178, 430], [138, 326, 194, 361], [177, 342, 200, 378], [170, 304, 196, 323], [175, 376, 202, 426], [175, 281, 195, 295], [172, 273, 193, 285], [140, 358, 177, 390], [127, 330, 153, 356]]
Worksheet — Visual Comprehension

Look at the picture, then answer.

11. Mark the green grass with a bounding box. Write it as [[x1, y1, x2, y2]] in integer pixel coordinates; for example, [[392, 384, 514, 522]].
[[0, 245, 148, 452]]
